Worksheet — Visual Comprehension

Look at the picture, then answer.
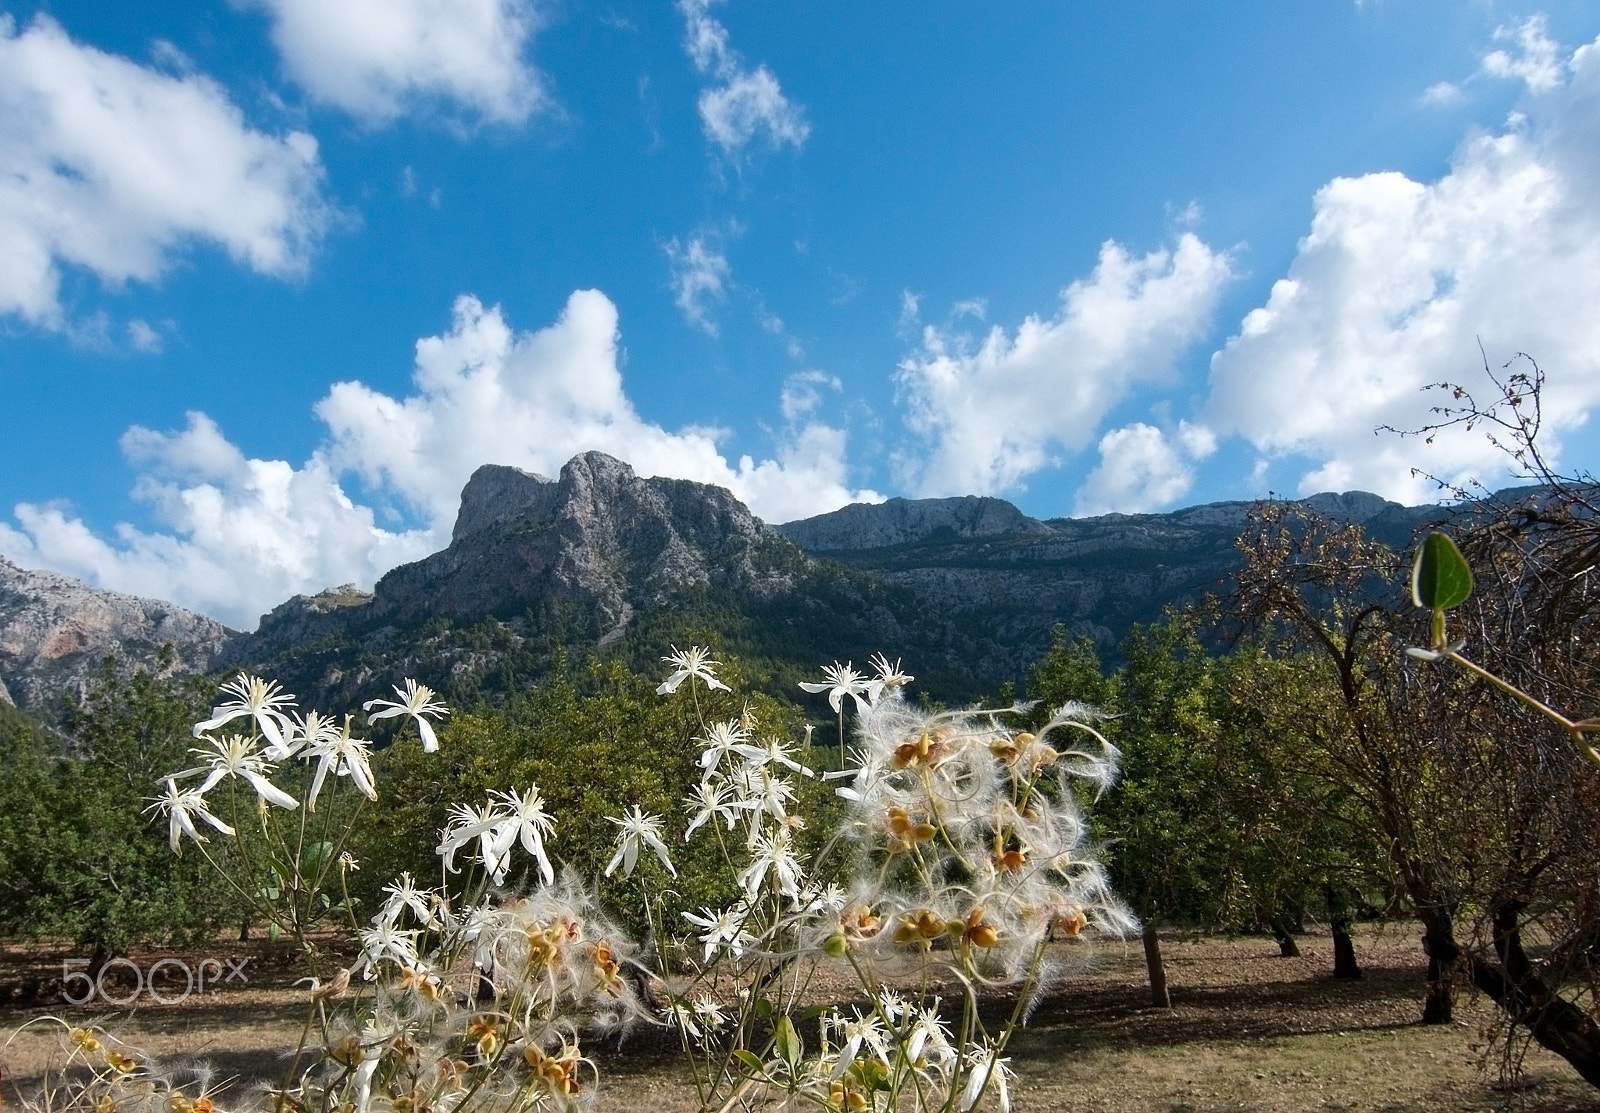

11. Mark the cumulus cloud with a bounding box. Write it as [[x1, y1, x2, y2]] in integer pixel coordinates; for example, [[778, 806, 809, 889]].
[[1073, 421, 1216, 517], [1422, 81, 1464, 107], [0, 14, 330, 327], [664, 234, 731, 334], [240, 0, 543, 125], [0, 413, 432, 630], [0, 291, 877, 627], [893, 233, 1233, 497], [1207, 29, 1600, 502], [678, 0, 809, 155]]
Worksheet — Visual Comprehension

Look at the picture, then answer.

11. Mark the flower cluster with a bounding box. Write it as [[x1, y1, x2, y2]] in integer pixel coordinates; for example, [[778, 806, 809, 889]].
[[821, 688, 1134, 983], [646, 651, 1132, 1112], [35, 648, 1128, 1113]]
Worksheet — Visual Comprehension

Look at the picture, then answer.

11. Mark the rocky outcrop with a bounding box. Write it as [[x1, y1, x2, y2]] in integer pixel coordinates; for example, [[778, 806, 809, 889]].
[[369, 453, 790, 628], [0, 557, 234, 712], [16, 447, 1457, 711], [775, 496, 1052, 551], [225, 453, 813, 695]]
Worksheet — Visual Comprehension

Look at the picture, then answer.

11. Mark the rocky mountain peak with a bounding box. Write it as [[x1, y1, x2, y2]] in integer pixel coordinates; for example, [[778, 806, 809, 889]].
[[356, 452, 784, 627], [452, 464, 559, 543]]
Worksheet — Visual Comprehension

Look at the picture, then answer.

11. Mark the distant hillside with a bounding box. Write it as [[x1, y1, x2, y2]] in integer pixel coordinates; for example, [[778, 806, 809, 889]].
[[0, 557, 233, 714], [219, 453, 1018, 706], [776, 489, 1446, 674]]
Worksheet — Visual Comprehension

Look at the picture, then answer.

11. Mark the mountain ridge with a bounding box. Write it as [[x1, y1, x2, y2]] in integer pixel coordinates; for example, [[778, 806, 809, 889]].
[[1, 455, 1455, 711]]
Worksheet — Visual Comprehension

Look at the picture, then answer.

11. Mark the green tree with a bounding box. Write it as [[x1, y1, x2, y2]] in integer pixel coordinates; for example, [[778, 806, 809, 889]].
[[0, 659, 241, 960], [352, 649, 832, 941], [1029, 618, 1232, 1007]]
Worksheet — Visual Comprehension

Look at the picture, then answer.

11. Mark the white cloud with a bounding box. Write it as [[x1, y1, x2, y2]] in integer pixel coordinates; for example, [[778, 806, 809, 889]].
[[0, 413, 432, 630], [1207, 30, 1600, 502], [697, 67, 810, 152], [1422, 81, 1464, 106], [678, 0, 809, 155], [893, 233, 1234, 497], [1073, 421, 1214, 517], [0, 291, 877, 626], [1481, 15, 1566, 93], [0, 15, 330, 328], [126, 319, 164, 354], [780, 370, 841, 421], [240, 0, 543, 126], [664, 234, 731, 335]]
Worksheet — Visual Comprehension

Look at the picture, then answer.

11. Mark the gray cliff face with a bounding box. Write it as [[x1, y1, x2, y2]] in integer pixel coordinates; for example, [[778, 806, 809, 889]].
[[374, 453, 786, 628], [775, 496, 1052, 551], [233, 452, 797, 672], [0, 557, 234, 711]]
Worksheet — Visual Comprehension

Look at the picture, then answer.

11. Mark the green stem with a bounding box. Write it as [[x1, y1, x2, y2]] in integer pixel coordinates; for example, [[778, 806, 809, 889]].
[[1445, 650, 1600, 770]]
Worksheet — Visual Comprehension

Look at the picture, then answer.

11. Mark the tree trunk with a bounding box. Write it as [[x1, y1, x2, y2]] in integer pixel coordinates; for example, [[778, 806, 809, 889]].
[[86, 943, 111, 982], [1142, 922, 1171, 1009], [1271, 919, 1301, 958], [1419, 909, 1457, 1024], [1323, 883, 1360, 977], [1466, 898, 1600, 1089], [1331, 918, 1362, 979]]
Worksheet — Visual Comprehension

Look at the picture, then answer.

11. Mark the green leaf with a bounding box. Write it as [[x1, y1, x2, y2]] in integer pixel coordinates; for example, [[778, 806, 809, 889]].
[[774, 1015, 803, 1066], [732, 1050, 767, 1078], [1410, 532, 1473, 610]]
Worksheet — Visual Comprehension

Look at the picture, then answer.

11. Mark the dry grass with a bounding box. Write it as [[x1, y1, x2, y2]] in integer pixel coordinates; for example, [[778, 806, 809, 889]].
[[5, 927, 1599, 1112]]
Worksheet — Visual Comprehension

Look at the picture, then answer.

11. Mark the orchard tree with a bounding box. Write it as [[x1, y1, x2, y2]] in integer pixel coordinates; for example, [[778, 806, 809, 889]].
[[0, 658, 241, 962]]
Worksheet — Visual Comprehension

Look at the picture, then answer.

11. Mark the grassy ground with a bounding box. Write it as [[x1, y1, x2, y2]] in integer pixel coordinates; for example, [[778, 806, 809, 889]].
[[4, 926, 1598, 1112]]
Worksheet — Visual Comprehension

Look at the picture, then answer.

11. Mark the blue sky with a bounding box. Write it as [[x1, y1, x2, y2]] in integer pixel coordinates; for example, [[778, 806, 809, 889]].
[[3, 0, 1600, 628]]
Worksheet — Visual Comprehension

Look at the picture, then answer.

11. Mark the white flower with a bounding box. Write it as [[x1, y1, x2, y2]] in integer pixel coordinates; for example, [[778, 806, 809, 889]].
[[734, 734, 814, 778], [695, 719, 749, 780], [438, 803, 512, 879], [692, 994, 727, 1030], [683, 778, 749, 839], [960, 1049, 1013, 1113], [656, 645, 732, 695], [146, 778, 235, 854], [378, 871, 435, 927], [751, 768, 798, 823], [831, 1011, 889, 1079], [178, 732, 299, 810], [906, 1003, 956, 1071], [192, 674, 297, 757], [354, 919, 419, 979], [868, 653, 915, 695], [604, 806, 677, 878], [799, 661, 873, 714], [306, 716, 377, 809], [738, 828, 804, 902], [681, 905, 754, 962], [487, 786, 556, 886], [450, 901, 500, 970], [363, 679, 450, 752]]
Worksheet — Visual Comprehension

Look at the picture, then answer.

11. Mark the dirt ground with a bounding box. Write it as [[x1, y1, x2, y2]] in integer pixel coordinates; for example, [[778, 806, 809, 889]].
[[4, 926, 1599, 1112]]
